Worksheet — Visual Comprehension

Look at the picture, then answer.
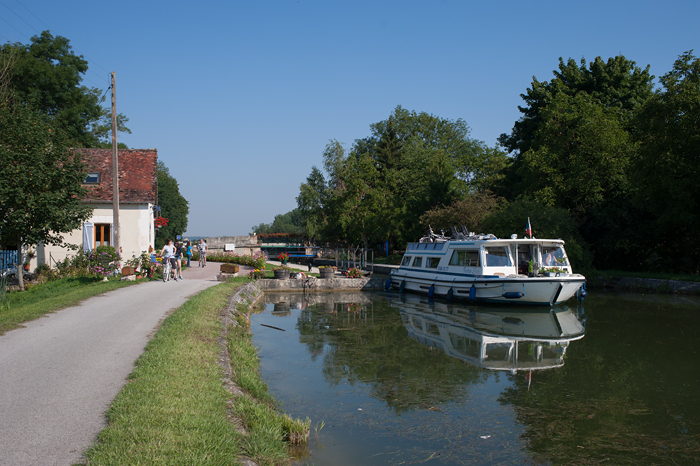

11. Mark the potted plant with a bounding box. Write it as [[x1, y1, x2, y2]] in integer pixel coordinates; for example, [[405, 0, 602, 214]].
[[278, 252, 290, 265], [318, 265, 335, 279], [527, 260, 535, 277], [23, 261, 31, 271], [273, 266, 291, 279]]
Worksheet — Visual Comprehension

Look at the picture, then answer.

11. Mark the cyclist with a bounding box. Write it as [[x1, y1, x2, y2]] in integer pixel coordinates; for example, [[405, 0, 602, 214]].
[[198, 239, 207, 267], [160, 238, 178, 281]]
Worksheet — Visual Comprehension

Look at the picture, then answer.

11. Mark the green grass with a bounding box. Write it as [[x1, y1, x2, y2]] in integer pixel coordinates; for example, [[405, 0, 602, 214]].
[[0, 276, 145, 335], [83, 277, 309, 465]]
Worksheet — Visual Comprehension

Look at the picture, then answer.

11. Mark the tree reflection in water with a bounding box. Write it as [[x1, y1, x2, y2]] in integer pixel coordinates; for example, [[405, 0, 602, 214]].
[[253, 291, 700, 465]]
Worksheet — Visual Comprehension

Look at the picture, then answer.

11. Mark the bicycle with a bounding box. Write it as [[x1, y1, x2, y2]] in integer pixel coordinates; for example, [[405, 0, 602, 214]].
[[162, 258, 172, 282]]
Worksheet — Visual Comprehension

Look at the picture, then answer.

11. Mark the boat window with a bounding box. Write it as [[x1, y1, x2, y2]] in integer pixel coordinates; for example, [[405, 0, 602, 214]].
[[484, 342, 513, 361], [542, 246, 569, 266], [449, 333, 480, 358], [401, 256, 412, 266], [426, 257, 440, 268], [412, 257, 423, 267], [449, 250, 480, 267], [484, 246, 512, 267]]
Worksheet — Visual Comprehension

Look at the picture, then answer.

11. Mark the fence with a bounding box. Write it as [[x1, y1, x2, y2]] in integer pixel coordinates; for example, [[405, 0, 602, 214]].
[[1, 250, 18, 270]]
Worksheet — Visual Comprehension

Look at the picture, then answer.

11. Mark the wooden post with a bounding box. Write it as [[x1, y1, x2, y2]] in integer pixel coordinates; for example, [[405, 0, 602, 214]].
[[111, 72, 120, 255]]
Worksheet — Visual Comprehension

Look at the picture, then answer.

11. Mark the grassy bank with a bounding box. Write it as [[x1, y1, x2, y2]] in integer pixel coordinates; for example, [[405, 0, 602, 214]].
[[0, 276, 145, 335], [83, 278, 309, 465]]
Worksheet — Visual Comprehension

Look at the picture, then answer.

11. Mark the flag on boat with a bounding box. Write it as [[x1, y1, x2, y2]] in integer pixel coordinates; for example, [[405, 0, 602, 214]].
[[525, 217, 533, 238]]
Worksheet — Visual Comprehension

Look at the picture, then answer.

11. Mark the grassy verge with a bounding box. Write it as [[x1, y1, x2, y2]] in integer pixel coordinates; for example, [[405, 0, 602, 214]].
[[83, 277, 309, 465], [0, 276, 146, 335]]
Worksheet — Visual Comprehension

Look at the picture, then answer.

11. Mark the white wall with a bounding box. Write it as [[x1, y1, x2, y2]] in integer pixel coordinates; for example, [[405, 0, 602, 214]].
[[35, 203, 155, 270]]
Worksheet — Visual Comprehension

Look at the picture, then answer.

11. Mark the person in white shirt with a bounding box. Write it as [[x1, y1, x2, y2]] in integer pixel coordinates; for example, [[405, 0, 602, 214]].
[[160, 239, 178, 281], [198, 239, 208, 267]]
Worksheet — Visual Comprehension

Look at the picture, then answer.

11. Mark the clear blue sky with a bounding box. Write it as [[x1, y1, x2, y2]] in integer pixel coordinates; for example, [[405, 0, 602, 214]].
[[2, 0, 698, 236]]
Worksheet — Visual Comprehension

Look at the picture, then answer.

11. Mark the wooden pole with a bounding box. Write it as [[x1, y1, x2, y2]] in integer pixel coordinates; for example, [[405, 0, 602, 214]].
[[111, 72, 120, 256]]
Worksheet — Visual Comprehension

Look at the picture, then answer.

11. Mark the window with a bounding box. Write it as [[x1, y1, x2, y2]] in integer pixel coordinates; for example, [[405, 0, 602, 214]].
[[484, 246, 512, 267], [84, 172, 100, 184], [449, 250, 480, 267], [542, 246, 569, 266], [401, 256, 413, 266], [426, 257, 440, 268], [412, 257, 423, 267], [94, 223, 111, 248]]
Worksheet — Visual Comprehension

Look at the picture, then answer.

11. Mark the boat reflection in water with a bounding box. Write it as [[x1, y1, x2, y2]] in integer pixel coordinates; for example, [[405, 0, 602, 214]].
[[395, 294, 586, 373]]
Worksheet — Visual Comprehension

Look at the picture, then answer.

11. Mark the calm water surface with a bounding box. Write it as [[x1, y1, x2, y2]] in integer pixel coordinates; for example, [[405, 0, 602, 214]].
[[251, 291, 700, 465]]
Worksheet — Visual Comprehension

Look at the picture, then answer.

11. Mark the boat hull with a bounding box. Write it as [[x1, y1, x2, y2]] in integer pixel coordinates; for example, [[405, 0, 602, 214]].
[[389, 270, 585, 306]]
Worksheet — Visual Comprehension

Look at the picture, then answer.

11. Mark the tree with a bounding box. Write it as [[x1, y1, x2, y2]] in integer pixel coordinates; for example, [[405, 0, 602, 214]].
[[516, 92, 635, 217], [480, 198, 592, 271], [632, 51, 700, 272], [155, 162, 189, 248], [499, 55, 654, 157], [0, 104, 93, 288], [296, 166, 330, 240], [338, 107, 486, 246], [3, 31, 130, 147], [251, 210, 303, 235], [419, 192, 503, 234]]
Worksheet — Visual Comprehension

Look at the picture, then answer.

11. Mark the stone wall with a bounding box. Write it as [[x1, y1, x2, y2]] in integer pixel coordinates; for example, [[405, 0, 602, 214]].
[[255, 276, 384, 292], [204, 235, 260, 254]]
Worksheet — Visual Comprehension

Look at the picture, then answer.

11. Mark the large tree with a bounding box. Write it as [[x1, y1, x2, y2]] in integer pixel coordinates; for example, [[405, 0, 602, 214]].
[[3, 31, 129, 148], [0, 104, 93, 288], [496, 55, 656, 269], [155, 162, 189, 248], [499, 55, 654, 158], [632, 51, 700, 272], [296, 108, 501, 248]]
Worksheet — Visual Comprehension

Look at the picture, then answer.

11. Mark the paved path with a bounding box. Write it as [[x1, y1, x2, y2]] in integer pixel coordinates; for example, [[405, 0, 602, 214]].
[[0, 263, 222, 466]]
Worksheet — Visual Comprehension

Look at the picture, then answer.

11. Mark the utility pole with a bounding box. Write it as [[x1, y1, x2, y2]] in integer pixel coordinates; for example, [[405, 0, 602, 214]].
[[111, 72, 120, 255]]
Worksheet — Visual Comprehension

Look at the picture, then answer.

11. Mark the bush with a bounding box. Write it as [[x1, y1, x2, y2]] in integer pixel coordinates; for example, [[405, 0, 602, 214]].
[[201, 251, 268, 269]]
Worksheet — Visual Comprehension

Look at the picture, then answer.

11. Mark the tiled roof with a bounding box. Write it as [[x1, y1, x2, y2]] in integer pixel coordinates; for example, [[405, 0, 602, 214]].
[[74, 149, 158, 204]]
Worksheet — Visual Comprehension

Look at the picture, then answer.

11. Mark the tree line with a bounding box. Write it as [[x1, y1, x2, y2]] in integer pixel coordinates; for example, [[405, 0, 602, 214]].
[[260, 51, 700, 274], [1, 32, 188, 263]]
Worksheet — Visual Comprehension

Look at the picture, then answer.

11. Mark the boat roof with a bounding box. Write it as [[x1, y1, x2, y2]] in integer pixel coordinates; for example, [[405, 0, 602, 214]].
[[413, 237, 566, 246]]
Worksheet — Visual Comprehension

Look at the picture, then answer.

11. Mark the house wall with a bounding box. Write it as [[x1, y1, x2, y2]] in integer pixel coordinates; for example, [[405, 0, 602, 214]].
[[35, 203, 155, 270]]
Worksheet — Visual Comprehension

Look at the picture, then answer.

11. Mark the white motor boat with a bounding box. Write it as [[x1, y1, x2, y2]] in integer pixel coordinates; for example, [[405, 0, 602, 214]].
[[387, 227, 587, 306]]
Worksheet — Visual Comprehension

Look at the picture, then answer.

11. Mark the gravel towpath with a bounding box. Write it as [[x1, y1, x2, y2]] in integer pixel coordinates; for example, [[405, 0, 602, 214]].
[[0, 263, 223, 466]]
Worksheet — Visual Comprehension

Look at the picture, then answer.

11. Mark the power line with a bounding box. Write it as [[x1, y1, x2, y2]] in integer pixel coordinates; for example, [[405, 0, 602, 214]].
[[0, 0, 111, 89]]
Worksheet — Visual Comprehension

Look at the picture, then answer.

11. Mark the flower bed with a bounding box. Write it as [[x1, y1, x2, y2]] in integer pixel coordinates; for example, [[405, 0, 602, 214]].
[[199, 251, 268, 269]]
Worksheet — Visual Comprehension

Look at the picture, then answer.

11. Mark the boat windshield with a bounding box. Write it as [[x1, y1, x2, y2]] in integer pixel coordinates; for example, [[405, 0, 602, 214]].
[[542, 246, 569, 266], [484, 246, 512, 267]]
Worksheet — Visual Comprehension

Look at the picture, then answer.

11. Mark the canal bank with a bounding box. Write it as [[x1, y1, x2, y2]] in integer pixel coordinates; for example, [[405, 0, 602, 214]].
[[594, 275, 700, 295]]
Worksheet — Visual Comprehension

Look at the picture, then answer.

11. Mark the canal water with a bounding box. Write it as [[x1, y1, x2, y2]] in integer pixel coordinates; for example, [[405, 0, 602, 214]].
[[251, 291, 700, 465]]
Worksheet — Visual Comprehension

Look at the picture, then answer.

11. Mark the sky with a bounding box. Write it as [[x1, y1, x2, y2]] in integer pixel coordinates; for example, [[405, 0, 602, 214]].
[[2, 0, 698, 236]]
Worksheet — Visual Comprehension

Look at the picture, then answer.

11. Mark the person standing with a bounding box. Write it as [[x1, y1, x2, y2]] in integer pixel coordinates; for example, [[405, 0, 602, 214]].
[[174, 242, 184, 280], [185, 241, 192, 267], [160, 239, 178, 281], [198, 239, 208, 267]]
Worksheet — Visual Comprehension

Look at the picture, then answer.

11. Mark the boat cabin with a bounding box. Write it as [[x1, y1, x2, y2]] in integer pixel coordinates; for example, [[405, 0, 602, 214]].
[[401, 239, 572, 276]]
